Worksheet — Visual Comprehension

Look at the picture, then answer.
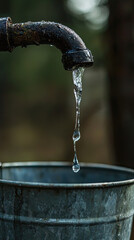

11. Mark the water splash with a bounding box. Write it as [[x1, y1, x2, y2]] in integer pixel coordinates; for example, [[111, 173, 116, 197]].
[[72, 67, 84, 173]]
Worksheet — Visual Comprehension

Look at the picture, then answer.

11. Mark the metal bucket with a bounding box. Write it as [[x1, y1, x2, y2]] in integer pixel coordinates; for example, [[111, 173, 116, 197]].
[[0, 162, 134, 240]]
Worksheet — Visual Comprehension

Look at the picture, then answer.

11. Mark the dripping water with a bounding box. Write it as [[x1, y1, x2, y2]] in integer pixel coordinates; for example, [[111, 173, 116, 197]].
[[72, 67, 84, 173]]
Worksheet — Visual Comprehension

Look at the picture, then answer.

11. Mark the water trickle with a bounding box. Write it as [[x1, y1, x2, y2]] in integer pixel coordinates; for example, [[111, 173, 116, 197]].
[[72, 67, 84, 173]]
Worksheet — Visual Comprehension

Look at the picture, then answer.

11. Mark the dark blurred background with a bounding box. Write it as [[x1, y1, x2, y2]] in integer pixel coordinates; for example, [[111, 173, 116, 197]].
[[0, 0, 133, 168]]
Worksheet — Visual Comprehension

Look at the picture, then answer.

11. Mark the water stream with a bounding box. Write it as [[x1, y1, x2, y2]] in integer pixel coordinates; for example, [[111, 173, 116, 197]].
[[72, 67, 84, 173]]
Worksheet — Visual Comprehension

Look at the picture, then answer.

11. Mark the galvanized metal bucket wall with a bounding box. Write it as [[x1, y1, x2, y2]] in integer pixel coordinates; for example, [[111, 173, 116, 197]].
[[0, 162, 134, 240]]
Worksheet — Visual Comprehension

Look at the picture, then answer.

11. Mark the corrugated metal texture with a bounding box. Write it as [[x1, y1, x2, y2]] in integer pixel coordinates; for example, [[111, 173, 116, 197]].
[[0, 162, 134, 239]]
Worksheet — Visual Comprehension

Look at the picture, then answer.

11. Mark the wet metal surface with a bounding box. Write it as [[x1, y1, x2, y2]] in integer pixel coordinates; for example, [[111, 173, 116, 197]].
[[0, 17, 93, 70], [0, 17, 11, 51], [0, 162, 134, 240]]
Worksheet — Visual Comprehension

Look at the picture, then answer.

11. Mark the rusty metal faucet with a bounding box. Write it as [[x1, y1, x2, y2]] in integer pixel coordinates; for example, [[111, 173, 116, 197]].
[[0, 17, 93, 70]]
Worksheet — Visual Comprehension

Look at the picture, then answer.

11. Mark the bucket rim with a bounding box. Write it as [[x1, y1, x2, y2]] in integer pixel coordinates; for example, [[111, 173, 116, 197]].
[[0, 161, 134, 189]]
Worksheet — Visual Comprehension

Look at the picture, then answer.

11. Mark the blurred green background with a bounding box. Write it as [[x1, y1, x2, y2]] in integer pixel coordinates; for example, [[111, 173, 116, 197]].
[[0, 0, 133, 168]]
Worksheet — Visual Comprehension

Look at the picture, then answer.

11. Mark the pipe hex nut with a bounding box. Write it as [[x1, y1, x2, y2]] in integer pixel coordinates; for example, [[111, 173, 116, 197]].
[[62, 49, 94, 70], [0, 17, 12, 51]]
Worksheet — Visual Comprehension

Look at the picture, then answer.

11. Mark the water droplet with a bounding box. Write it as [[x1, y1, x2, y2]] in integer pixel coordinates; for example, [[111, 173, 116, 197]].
[[72, 153, 80, 173], [73, 129, 80, 142], [72, 163, 80, 173]]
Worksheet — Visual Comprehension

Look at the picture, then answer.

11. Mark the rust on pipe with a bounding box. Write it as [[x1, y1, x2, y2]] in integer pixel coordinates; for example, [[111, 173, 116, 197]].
[[0, 17, 93, 70]]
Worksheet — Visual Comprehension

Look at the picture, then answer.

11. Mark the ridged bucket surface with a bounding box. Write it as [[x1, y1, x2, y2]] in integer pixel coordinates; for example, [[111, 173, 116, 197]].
[[0, 162, 134, 240]]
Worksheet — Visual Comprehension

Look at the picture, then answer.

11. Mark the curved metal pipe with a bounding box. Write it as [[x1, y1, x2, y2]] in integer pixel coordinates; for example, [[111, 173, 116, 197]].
[[0, 17, 93, 70]]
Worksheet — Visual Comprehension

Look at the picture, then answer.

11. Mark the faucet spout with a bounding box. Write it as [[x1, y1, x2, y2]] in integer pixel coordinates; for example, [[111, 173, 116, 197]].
[[0, 17, 93, 70]]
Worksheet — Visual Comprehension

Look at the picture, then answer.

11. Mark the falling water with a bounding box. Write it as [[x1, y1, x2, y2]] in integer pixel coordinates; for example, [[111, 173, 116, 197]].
[[72, 67, 84, 173]]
